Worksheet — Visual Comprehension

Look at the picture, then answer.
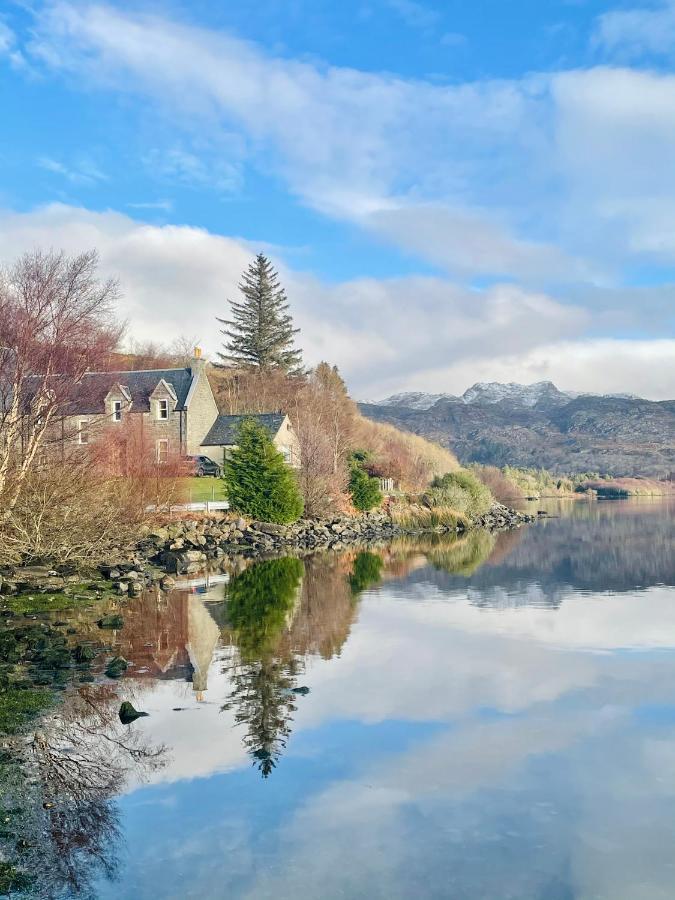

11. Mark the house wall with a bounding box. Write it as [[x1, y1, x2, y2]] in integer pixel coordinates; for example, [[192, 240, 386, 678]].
[[186, 371, 219, 457], [65, 392, 184, 462], [273, 416, 302, 468]]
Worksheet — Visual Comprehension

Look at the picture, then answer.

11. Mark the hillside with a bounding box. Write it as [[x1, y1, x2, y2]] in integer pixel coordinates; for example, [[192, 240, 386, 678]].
[[360, 382, 675, 478]]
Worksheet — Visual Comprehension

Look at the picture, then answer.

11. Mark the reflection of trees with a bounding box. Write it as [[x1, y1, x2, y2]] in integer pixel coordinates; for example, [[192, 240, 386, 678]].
[[223, 655, 302, 778], [2, 682, 166, 898], [349, 551, 384, 595], [395, 500, 675, 608], [426, 530, 497, 577], [226, 557, 304, 660], [222, 558, 305, 778]]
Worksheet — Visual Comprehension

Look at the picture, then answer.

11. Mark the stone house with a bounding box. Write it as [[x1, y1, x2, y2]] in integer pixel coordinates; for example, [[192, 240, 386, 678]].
[[52, 351, 300, 468], [201, 412, 301, 467]]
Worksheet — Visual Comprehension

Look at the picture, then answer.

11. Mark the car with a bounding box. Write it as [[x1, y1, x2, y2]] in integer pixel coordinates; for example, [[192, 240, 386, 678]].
[[187, 454, 222, 477]]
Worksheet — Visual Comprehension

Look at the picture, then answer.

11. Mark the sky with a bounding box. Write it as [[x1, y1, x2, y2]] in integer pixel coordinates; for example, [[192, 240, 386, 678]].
[[0, 0, 674, 399]]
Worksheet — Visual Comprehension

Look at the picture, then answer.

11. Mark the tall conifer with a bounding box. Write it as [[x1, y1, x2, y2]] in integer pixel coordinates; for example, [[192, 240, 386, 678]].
[[217, 253, 303, 372]]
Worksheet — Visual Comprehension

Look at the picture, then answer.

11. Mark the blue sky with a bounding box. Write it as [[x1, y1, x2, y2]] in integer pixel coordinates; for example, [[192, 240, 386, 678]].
[[1, 0, 674, 398]]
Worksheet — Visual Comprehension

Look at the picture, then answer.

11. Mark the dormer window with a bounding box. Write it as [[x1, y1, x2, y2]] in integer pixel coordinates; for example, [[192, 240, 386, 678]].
[[112, 400, 122, 422], [157, 399, 169, 421]]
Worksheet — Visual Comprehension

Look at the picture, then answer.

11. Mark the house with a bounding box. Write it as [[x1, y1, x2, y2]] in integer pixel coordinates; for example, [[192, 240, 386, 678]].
[[55, 349, 217, 464], [45, 350, 300, 467], [201, 412, 301, 467]]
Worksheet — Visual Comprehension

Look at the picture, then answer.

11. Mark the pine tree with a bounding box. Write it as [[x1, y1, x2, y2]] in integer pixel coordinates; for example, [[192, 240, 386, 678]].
[[224, 418, 304, 523], [217, 253, 303, 372]]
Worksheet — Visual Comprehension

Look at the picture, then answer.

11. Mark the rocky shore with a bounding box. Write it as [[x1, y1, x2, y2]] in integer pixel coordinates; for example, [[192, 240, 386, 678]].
[[0, 504, 533, 596]]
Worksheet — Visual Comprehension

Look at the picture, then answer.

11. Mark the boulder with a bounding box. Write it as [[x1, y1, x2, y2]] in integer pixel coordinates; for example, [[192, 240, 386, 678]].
[[119, 701, 148, 724], [105, 656, 128, 679]]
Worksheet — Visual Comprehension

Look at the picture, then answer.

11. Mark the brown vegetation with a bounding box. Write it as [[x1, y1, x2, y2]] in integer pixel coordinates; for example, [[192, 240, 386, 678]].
[[209, 362, 458, 516]]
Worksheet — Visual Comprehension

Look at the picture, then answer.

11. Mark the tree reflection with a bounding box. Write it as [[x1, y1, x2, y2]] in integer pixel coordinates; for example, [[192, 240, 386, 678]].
[[222, 558, 305, 778], [1, 681, 166, 897], [348, 551, 384, 596], [425, 530, 497, 577]]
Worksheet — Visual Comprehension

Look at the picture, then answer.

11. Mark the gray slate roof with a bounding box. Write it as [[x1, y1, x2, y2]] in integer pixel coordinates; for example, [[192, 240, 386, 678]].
[[27, 368, 195, 415], [202, 413, 285, 446]]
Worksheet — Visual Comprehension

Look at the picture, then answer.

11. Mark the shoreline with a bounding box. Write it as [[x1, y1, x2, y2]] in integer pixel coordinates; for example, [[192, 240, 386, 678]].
[[0, 504, 533, 599]]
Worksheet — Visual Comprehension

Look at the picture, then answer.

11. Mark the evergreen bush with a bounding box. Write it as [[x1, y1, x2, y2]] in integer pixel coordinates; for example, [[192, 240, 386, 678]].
[[224, 419, 304, 523], [348, 455, 383, 512]]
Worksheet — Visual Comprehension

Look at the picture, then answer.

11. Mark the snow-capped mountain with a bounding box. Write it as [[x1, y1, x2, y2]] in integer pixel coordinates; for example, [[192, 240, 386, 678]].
[[460, 381, 569, 408], [372, 391, 458, 410], [372, 381, 644, 410]]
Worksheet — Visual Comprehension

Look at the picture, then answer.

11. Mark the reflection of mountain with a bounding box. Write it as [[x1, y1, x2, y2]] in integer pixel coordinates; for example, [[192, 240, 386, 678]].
[[395, 500, 675, 606]]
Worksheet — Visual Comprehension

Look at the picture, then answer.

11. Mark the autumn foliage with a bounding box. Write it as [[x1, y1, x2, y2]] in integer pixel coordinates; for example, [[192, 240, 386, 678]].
[[209, 362, 458, 516]]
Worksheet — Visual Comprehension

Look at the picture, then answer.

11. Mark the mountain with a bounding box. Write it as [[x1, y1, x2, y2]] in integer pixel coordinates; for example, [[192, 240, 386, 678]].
[[460, 381, 570, 408], [360, 382, 675, 477], [372, 391, 458, 410]]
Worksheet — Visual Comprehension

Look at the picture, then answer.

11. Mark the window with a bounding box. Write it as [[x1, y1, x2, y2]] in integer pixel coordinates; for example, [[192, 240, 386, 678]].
[[157, 399, 169, 420], [156, 439, 169, 464], [281, 446, 292, 464], [112, 400, 122, 422], [78, 419, 89, 445]]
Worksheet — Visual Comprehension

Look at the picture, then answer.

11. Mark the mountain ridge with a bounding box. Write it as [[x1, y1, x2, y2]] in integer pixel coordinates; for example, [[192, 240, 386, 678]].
[[359, 382, 675, 478], [371, 381, 643, 411]]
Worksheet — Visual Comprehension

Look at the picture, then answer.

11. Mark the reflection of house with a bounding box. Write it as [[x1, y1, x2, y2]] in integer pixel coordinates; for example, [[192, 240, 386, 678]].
[[119, 593, 192, 681], [201, 412, 300, 467], [119, 591, 222, 697], [186, 596, 221, 701]]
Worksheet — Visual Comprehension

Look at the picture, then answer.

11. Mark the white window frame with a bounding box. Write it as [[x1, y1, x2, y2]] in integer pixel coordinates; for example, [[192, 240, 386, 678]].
[[112, 400, 122, 422], [281, 446, 292, 464], [156, 439, 169, 464], [157, 399, 169, 421], [78, 419, 89, 445]]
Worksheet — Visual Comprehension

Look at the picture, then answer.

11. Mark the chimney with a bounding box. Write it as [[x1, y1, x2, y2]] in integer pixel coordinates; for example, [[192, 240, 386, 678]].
[[190, 347, 206, 376]]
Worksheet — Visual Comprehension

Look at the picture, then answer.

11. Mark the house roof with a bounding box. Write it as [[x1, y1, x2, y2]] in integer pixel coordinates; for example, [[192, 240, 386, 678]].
[[202, 413, 285, 446], [25, 368, 195, 415]]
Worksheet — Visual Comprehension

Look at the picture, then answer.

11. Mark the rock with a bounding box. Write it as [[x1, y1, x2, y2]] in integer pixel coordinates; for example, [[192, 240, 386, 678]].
[[73, 643, 97, 662], [119, 701, 149, 724], [97, 614, 124, 629], [291, 686, 310, 695], [160, 575, 176, 591], [105, 656, 128, 679]]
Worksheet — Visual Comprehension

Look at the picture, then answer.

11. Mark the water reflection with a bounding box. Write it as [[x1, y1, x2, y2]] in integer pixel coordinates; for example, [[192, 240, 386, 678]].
[[5, 498, 675, 898]]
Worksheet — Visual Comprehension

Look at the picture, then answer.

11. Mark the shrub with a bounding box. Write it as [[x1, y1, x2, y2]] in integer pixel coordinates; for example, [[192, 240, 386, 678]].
[[224, 418, 304, 524], [391, 504, 468, 531], [428, 469, 493, 517], [348, 455, 383, 512]]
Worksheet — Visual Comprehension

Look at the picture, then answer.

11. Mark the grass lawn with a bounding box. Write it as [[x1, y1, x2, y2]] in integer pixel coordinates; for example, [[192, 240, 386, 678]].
[[178, 477, 228, 503]]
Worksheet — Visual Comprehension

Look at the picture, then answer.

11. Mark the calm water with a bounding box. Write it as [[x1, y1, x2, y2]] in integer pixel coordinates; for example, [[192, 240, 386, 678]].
[[4, 498, 675, 899]]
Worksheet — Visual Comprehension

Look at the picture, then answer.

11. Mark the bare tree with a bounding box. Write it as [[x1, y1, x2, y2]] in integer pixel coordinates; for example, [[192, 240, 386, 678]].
[[0, 249, 122, 520]]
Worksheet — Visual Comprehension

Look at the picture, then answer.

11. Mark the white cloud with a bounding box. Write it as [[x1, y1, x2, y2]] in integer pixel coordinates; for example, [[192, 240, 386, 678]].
[[24, 2, 584, 282], [400, 337, 675, 401], [0, 19, 26, 69], [594, 0, 675, 58], [383, 0, 441, 30], [37, 155, 107, 185], [14, 1, 675, 289], [2, 202, 674, 398]]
